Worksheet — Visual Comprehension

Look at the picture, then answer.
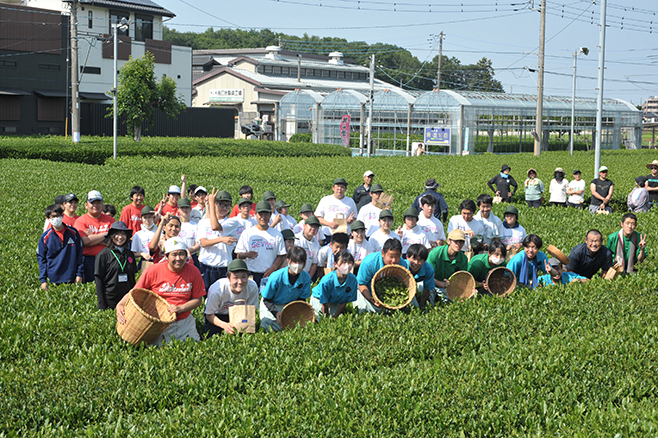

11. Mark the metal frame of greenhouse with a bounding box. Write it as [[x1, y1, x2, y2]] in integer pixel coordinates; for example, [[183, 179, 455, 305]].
[[277, 89, 641, 155]]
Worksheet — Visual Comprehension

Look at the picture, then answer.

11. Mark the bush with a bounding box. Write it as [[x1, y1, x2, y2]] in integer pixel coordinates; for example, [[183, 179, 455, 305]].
[[288, 133, 312, 143]]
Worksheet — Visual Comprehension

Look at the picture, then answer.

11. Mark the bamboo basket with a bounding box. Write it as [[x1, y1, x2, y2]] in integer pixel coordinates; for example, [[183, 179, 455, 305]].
[[446, 271, 476, 301], [280, 301, 315, 330], [116, 288, 176, 346], [486, 267, 517, 297], [546, 244, 570, 265], [371, 264, 417, 310]]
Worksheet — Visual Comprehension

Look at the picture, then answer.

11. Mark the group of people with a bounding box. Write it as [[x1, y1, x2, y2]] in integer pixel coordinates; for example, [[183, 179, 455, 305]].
[[36, 167, 648, 346], [487, 160, 658, 213]]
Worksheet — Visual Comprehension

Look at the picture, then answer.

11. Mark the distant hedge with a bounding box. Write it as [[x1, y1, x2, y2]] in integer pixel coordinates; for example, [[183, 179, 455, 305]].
[[0, 136, 351, 164]]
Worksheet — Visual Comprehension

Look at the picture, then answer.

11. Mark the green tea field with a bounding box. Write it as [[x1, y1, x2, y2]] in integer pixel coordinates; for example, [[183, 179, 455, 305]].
[[1, 147, 656, 436]]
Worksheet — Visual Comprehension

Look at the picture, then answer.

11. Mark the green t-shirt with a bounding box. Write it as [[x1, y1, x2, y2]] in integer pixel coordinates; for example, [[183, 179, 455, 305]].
[[606, 230, 643, 270], [427, 244, 468, 282], [468, 253, 499, 282]]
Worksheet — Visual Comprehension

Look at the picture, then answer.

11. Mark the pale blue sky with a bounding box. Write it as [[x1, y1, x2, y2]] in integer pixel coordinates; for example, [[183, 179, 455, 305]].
[[158, 0, 658, 106]]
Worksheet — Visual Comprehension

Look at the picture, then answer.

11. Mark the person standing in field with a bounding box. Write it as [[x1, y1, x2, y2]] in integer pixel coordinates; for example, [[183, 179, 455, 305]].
[[177, 198, 201, 268], [447, 200, 485, 253], [74, 190, 115, 283], [130, 206, 157, 270], [644, 160, 658, 209], [368, 210, 400, 252], [628, 176, 649, 213], [549, 167, 569, 207], [417, 194, 446, 247], [474, 194, 503, 250], [315, 178, 357, 244], [229, 185, 256, 218], [396, 207, 431, 257], [155, 185, 182, 219], [119, 186, 145, 234], [347, 220, 375, 273], [294, 215, 321, 279], [357, 183, 385, 236], [94, 221, 137, 310], [411, 178, 449, 222], [606, 213, 647, 274], [488, 164, 517, 203], [499, 205, 526, 256], [589, 166, 614, 214], [566, 169, 585, 209], [524, 168, 544, 208], [353, 170, 374, 210], [191, 186, 208, 222]]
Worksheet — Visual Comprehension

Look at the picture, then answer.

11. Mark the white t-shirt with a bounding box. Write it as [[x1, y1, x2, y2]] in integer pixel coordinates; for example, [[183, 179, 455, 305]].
[[549, 179, 569, 203], [191, 206, 205, 223], [315, 194, 357, 236], [447, 215, 486, 252], [235, 226, 286, 273], [368, 228, 400, 252], [568, 179, 586, 205], [293, 219, 326, 243], [348, 239, 376, 262], [204, 277, 259, 316], [274, 214, 297, 232], [399, 225, 431, 254], [317, 245, 335, 268], [225, 216, 256, 243], [500, 223, 527, 247], [294, 231, 321, 272], [474, 211, 503, 245], [417, 214, 446, 244], [131, 228, 155, 255], [197, 217, 233, 267], [357, 203, 382, 236], [179, 221, 198, 253]]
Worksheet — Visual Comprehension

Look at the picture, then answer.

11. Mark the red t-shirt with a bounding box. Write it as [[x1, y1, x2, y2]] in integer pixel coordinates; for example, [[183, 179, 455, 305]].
[[119, 204, 144, 234], [135, 262, 206, 321], [74, 213, 115, 256], [156, 202, 179, 218], [230, 202, 256, 218], [54, 227, 66, 244]]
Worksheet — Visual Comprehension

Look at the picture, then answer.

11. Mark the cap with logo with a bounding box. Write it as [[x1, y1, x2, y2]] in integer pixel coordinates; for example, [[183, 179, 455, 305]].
[[168, 185, 181, 194], [87, 190, 103, 202], [164, 237, 187, 254]]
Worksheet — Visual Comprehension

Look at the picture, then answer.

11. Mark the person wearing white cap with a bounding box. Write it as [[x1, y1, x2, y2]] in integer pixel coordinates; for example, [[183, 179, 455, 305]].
[[353, 170, 374, 210], [549, 167, 569, 207], [191, 186, 208, 222], [116, 237, 206, 347], [566, 170, 586, 209], [74, 190, 115, 283], [155, 185, 181, 219], [589, 166, 614, 214]]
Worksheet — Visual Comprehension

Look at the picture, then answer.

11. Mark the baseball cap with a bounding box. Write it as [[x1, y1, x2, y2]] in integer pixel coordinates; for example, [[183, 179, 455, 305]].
[[86, 190, 103, 202], [370, 183, 384, 193], [164, 237, 187, 254], [194, 186, 207, 195], [281, 229, 295, 240], [215, 190, 232, 203], [379, 210, 394, 219], [238, 197, 253, 206], [599, 166, 608, 173], [305, 216, 321, 227], [548, 257, 561, 267], [573, 169, 581, 175], [275, 200, 291, 211], [227, 259, 249, 273], [255, 201, 272, 214], [363, 170, 374, 177], [504, 205, 519, 216], [63, 193, 78, 203], [350, 220, 365, 231], [168, 185, 181, 194], [141, 206, 155, 216], [424, 179, 439, 190], [299, 203, 314, 214], [333, 178, 348, 186], [262, 190, 276, 201], [55, 194, 66, 205], [403, 207, 419, 218], [178, 198, 192, 208], [447, 229, 466, 241]]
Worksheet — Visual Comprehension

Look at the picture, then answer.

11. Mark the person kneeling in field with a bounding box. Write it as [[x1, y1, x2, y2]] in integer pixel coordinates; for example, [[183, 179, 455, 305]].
[[426, 229, 469, 300], [355, 238, 409, 314], [405, 244, 436, 307], [310, 250, 358, 318], [506, 234, 549, 290], [116, 238, 206, 347], [539, 257, 587, 286], [259, 246, 312, 332], [316, 232, 349, 279], [204, 259, 259, 338], [606, 213, 647, 275], [467, 240, 507, 295]]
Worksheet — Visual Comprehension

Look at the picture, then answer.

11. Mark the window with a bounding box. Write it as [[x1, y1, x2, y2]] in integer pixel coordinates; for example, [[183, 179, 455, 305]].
[[0, 96, 20, 121], [323, 70, 330, 78], [272, 66, 281, 75], [88, 11, 93, 29], [330, 70, 337, 78], [110, 11, 130, 36], [0, 60, 17, 68], [338, 71, 345, 79], [37, 97, 65, 122], [300, 68, 307, 76], [135, 14, 153, 42], [263, 65, 273, 74], [39, 63, 60, 71], [282, 67, 289, 75], [80, 66, 101, 75]]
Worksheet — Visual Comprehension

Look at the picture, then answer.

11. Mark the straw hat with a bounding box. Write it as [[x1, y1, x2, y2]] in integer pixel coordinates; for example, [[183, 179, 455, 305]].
[[646, 160, 658, 169]]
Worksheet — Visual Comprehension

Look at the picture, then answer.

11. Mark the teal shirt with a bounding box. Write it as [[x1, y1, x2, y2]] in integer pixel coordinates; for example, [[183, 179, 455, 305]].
[[524, 178, 544, 201]]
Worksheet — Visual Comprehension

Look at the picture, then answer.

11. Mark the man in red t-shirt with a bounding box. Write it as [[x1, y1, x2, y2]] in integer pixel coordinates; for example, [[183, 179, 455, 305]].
[[74, 190, 115, 283], [119, 185, 145, 234], [229, 185, 256, 218], [116, 237, 206, 347], [155, 185, 181, 219]]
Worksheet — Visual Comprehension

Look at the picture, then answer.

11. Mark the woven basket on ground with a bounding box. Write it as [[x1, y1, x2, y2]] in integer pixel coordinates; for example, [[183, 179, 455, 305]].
[[370, 264, 417, 310], [280, 301, 315, 330], [546, 244, 570, 265], [116, 288, 176, 346], [486, 267, 517, 297], [446, 271, 476, 301]]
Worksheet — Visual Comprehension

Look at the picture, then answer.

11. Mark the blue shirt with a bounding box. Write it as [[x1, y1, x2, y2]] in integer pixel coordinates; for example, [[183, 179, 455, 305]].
[[411, 261, 435, 289], [260, 267, 311, 305], [539, 271, 587, 286], [37, 225, 84, 284], [507, 250, 549, 288], [412, 190, 449, 218], [312, 270, 359, 304], [565, 242, 614, 279], [357, 251, 409, 291]]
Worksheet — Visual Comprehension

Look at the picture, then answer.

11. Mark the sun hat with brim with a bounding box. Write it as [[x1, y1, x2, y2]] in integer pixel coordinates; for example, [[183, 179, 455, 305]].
[[501, 164, 511, 172], [424, 178, 439, 190], [215, 190, 232, 203], [403, 207, 419, 218], [370, 183, 384, 193], [281, 229, 295, 240], [194, 186, 207, 195], [646, 160, 658, 169], [164, 237, 187, 254], [350, 220, 365, 231], [63, 193, 78, 203], [527, 168, 537, 176], [168, 185, 181, 194], [275, 200, 291, 211], [379, 210, 394, 219], [333, 177, 348, 186], [255, 201, 272, 214], [262, 190, 276, 201], [87, 190, 103, 202], [227, 259, 249, 272], [238, 197, 253, 206], [599, 166, 608, 173], [554, 167, 564, 173], [504, 205, 519, 216], [178, 198, 192, 208], [299, 203, 314, 214], [107, 221, 133, 238], [141, 206, 155, 216], [447, 229, 466, 241], [305, 216, 321, 227]]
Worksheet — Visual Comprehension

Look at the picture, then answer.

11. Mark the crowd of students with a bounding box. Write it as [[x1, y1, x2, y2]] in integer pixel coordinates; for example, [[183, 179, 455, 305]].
[[36, 167, 648, 346]]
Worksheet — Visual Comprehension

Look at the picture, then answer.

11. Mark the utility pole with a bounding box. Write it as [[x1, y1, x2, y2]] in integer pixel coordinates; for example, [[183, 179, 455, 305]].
[[70, 0, 80, 143], [533, 0, 546, 156], [436, 31, 444, 91], [367, 54, 374, 158], [594, 0, 607, 179]]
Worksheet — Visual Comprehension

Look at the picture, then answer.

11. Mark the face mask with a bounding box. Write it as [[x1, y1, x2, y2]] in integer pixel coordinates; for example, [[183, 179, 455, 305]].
[[143, 221, 156, 231], [338, 264, 353, 275], [49, 217, 63, 228], [289, 263, 304, 275], [490, 256, 504, 266]]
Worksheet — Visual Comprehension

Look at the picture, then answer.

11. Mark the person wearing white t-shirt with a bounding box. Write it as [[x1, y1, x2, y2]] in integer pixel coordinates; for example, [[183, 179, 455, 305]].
[[204, 259, 259, 338], [549, 167, 569, 207], [130, 206, 157, 268], [347, 220, 375, 272], [369, 210, 401, 252], [357, 183, 385, 237], [294, 215, 321, 278], [274, 200, 297, 232], [177, 198, 200, 267], [315, 178, 357, 243], [500, 205, 527, 256], [293, 203, 326, 243], [396, 207, 431, 256], [191, 186, 208, 223], [235, 201, 287, 287], [316, 233, 349, 278], [567, 169, 586, 209], [474, 194, 503, 248], [447, 199, 485, 253], [416, 194, 446, 247]]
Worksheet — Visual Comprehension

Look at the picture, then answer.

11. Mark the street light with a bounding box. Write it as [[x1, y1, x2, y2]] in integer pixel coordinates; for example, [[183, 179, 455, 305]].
[[570, 47, 589, 156], [112, 18, 129, 160]]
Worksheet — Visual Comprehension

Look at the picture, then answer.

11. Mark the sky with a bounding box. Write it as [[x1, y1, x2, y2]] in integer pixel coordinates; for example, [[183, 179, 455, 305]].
[[156, 0, 658, 106]]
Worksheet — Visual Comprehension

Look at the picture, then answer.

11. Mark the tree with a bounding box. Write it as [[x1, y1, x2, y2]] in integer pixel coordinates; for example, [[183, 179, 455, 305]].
[[113, 52, 186, 141]]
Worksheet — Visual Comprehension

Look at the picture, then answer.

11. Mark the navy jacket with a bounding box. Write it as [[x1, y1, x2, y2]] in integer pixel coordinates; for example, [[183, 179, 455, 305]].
[[412, 190, 449, 221], [37, 225, 84, 284]]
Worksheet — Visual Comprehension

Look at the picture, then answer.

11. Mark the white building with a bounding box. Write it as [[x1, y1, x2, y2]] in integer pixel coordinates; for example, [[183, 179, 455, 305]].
[[4, 0, 192, 105]]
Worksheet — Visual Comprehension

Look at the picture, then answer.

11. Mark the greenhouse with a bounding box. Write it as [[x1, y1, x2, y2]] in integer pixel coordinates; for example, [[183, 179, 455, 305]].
[[276, 89, 642, 154]]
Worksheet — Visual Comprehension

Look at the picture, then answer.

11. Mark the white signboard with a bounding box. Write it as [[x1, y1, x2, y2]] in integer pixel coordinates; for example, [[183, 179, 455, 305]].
[[209, 89, 244, 103]]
